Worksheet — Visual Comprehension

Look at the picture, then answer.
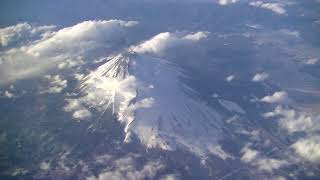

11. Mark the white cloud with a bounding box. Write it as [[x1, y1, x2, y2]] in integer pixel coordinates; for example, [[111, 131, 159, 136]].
[[4, 90, 14, 98], [130, 31, 208, 56], [208, 145, 234, 160], [218, 0, 239, 6], [240, 144, 288, 173], [263, 104, 320, 164], [64, 99, 83, 112], [40, 75, 67, 94], [74, 73, 85, 81], [160, 174, 181, 180], [121, 0, 220, 3], [252, 72, 269, 82], [57, 56, 85, 69], [260, 91, 289, 104], [0, 20, 138, 85], [64, 99, 92, 120], [73, 109, 92, 120], [255, 158, 288, 173], [249, 1, 286, 15], [305, 58, 318, 65], [183, 31, 208, 41], [87, 156, 164, 180], [0, 23, 55, 47], [95, 154, 113, 164], [291, 136, 320, 163], [0, 49, 57, 85], [39, 162, 51, 171], [11, 168, 28, 177], [263, 106, 315, 134], [280, 29, 300, 38], [226, 75, 235, 82], [26, 20, 138, 57], [241, 145, 259, 163]]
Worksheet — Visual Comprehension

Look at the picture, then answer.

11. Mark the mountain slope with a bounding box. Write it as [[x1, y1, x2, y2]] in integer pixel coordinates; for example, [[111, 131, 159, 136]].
[[80, 52, 224, 157]]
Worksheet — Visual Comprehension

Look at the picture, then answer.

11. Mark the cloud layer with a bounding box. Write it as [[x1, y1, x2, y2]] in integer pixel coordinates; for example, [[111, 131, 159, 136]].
[[252, 72, 269, 82], [40, 75, 67, 94], [0, 20, 138, 85], [0, 23, 55, 47], [130, 32, 208, 56], [260, 91, 289, 104], [249, 1, 286, 15], [64, 99, 92, 120], [87, 156, 164, 180], [241, 144, 288, 173], [291, 136, 320, 163]]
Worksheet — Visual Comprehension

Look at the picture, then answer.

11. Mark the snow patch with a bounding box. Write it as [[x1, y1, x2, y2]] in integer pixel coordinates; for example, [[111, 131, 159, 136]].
[[80, 52, 223, 157]]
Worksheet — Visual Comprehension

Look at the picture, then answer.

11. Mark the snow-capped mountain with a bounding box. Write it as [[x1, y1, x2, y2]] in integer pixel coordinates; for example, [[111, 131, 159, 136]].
[[80, 51, 225, 157], [1, 1, 320, 179]]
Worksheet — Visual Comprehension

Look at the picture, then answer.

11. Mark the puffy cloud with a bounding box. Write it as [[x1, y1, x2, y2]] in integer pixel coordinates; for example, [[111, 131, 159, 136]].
[[226, 75, 235, 82], [74, 73, 85, 81], [0, 49, 57, 85], [160, 174, 181, 180], [11, 168, 28, 177], [280, 29, 300, 38], [183, 31, 208, 41], [130, 32, 208, 56], [254, 158, 288, 173], [252, 72, 269, 82], [249, 1, 286, 15], [305, 58, 318, 65], [241, 145, 259, 163], [291, 136, 320, 163], [263, 106, 314, 134], [87, 156, 164, 180], [120, 0, 222, 3], [57, 56, 85, 70], [64, 99, 83, 112], [40, 75, 67, 94], [94, 154, 113, 164], [208, 145, 235, 160], [218, 0, 239, 6], [0, 20, 138, 85], [240, 145, 288, 173], [129, 0, 239, 4], [260, 91, 289, 104], [263, 104, 320, 164], [3, 90, 14, 98], [0, 23, 55, 47], [39, 162, 51, 171], [25, 20, 138, 57], [64, 99, 92, 120], [72, 109, 92, 120]]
